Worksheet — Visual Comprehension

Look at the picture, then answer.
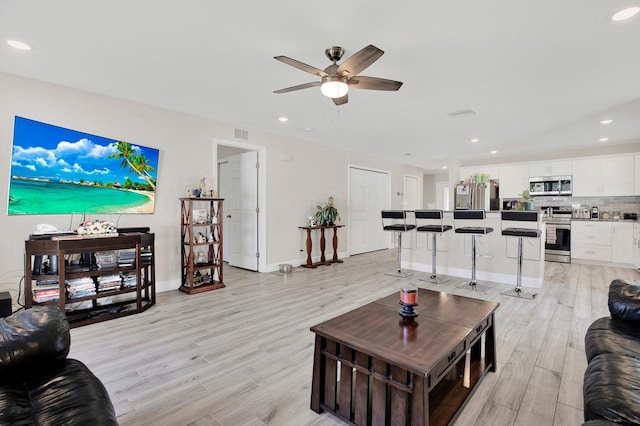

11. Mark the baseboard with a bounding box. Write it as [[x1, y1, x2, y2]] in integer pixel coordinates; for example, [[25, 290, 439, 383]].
[[156, 278, 181, 293], [266, 250, 350, 272], [404, 261, 543, 288]]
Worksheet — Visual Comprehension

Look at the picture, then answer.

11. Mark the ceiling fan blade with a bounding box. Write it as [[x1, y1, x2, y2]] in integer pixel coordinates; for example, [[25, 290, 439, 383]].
[[274, 56, 329, 77], [336, 45, 384, 77], [332, 93, 348, 106], [348, 76, 403, 91], [274, 81, 321, 94]]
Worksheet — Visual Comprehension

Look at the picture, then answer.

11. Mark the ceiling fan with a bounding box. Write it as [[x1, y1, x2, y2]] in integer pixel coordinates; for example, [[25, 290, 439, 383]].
[[273, 45, 403, 105]]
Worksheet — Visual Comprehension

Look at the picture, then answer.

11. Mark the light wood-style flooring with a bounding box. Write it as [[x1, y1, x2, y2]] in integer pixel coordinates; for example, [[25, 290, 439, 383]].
[[68, 250, 640, 425]]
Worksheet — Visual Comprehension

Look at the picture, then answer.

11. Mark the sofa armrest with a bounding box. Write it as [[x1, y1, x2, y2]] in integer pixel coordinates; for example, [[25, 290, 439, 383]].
[[608, 279, 640, 322], [0, 307, 70, 378], [27, 359, 118, 425]]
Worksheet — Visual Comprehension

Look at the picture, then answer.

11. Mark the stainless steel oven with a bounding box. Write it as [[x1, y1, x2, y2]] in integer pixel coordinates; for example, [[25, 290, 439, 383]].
[[542, 206, 572, 263]]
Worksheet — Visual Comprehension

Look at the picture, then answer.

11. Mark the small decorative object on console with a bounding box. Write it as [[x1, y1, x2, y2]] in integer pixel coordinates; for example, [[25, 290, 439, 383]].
[[199, 177, 207, 198], [196, 251, 207, 264], [77, 220, 117, 236], [314, 196, 341, 226], [193, 208, 208, 224]]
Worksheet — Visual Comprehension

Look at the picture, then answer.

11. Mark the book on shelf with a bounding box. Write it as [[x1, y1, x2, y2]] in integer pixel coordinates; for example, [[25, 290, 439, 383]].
[[97, 274, 122, 292], [35, 279, 59, 287], [66, 277, 96, 298], [33, 288, 60, 303]]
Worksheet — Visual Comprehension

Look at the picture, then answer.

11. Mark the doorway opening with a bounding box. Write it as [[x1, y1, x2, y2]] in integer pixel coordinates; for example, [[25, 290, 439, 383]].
[[214, 139, 267, 272]]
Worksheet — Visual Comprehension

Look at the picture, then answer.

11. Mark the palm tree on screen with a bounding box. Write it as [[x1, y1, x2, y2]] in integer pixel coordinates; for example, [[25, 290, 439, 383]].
[[109, 141, 156, 190]]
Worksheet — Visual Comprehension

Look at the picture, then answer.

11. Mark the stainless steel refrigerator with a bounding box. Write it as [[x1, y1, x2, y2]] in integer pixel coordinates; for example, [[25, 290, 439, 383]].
[[455, 181, 499, 210]]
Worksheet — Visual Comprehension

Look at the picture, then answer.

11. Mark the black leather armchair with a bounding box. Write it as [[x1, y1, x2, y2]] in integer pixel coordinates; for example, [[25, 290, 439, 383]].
[[0, 307, 117, 425], [583, 279, 640, 425]]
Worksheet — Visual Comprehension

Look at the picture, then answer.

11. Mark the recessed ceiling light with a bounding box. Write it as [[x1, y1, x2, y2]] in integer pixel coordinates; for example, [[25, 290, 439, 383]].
[[441, 165, 448, 169], [469, 138, 479, 143], [447, 109, 477, 119], [599, 137, 609, 142], [278, 117, 288, 122], [7, 40, 31, 50], [612, 7, 640, 21], [600, 119, 613, 125], [490, 150, 498, 154]]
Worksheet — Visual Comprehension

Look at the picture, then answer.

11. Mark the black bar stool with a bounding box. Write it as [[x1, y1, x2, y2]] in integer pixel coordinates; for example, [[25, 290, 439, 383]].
[[415, 210, 452, 283], [500, 211, 540, 299], [381, 210, 416, 278], [454, 210, 493, 291]]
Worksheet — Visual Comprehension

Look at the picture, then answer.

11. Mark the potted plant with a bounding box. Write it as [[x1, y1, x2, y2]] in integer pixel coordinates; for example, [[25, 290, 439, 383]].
[[314, 196, 341, 226], [517, 190, 536, 211]]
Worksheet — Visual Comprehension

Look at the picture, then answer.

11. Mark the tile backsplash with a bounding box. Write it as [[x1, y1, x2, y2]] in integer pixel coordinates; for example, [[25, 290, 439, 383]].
[[504, 195, 640, 215]]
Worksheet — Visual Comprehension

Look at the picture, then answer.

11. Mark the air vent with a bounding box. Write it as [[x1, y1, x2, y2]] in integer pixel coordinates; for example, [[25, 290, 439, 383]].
[[447, 109, 477, 119], [234, 128, 249, 140]]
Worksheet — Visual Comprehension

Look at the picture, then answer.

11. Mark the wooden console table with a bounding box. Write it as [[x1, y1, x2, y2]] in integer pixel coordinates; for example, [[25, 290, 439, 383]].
[[310, 289, 499, 425], [298, 225, 344, 268]]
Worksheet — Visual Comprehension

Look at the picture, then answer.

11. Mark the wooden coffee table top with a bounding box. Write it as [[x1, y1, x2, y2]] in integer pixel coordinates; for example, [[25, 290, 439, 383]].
[[310, 289, 499, 376]]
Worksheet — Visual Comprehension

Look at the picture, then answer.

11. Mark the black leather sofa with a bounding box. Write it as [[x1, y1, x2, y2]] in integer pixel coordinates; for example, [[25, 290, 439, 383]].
[[0, 307, 117, 425], [583, 279, 640, 425]]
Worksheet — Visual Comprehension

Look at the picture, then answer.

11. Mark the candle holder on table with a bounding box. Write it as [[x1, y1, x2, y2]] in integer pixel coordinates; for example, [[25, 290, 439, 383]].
[[399, 288, 419, 320]]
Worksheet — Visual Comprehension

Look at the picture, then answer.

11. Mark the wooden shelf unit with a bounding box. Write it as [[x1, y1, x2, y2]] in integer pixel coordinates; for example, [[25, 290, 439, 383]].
[[24, 233, 155, 328], [180, 197, 225, 294]]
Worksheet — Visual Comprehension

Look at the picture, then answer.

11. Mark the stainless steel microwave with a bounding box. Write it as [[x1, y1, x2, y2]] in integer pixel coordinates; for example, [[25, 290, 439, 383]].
[[529, 176, 572, 196]]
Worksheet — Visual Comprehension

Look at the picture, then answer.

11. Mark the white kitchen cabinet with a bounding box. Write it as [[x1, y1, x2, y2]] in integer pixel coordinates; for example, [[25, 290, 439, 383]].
[[634, 154, 640, 196], [572, 156, 633, 196], [458, 166, 500, 183], [572, 220, 635, 265], [499, 164, 529, 198], [602, 157, 633, 196], [612, 222, 634, 264], [572, 221, 611, 262], [529, 160, 572, 177], [572, 158, 601, 196], [572, 243, 611, 262]]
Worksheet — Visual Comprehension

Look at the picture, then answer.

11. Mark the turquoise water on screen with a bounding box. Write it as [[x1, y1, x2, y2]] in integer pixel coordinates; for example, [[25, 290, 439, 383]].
[[8, 179, 152, 215]]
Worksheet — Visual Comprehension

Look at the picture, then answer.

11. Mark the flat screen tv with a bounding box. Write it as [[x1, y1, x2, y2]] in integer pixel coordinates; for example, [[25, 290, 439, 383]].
[[7, 116, 159, 215]]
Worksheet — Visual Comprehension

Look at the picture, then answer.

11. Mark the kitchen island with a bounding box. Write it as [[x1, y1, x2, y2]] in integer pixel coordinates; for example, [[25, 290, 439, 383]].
[[402, 211, 545, 288]]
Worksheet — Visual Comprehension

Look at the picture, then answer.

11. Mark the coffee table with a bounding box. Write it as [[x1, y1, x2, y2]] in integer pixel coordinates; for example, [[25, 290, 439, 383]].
[[310, 289, 499, 426]]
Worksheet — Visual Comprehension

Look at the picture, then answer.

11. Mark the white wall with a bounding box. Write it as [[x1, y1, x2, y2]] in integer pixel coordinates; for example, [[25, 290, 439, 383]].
[[0, 72, 423, 305]]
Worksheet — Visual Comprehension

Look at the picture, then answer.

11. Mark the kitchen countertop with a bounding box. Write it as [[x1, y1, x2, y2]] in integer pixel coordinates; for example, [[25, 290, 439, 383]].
[[570, 217, 637, 223]]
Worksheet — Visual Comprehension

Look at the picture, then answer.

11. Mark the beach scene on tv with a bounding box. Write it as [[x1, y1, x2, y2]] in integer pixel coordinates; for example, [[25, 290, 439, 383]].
[[8, 117, 159, 215]]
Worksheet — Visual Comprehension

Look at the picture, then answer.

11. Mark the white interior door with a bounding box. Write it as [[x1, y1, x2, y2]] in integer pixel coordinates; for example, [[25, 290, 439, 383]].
[[348, 167, 390, 255], [436, 181, 448, 210], [403, 175, 419, 210], [221, 151, 258, 271]]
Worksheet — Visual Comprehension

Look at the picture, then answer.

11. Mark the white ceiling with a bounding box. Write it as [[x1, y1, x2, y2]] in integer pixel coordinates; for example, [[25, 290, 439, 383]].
[[2, 1, 640, 172]]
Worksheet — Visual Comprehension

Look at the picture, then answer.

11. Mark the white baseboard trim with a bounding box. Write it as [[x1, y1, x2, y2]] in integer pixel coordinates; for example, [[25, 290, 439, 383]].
[[156, 278, 181, 293], [266, 251, 350, 272], [404, 261, 543, 288]]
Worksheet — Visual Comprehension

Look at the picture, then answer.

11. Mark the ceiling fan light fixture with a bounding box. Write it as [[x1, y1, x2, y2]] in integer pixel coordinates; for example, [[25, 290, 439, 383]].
[[320, 77, 349, 98], [612, 7, 640, 21], [7, 39, 31, 50]]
